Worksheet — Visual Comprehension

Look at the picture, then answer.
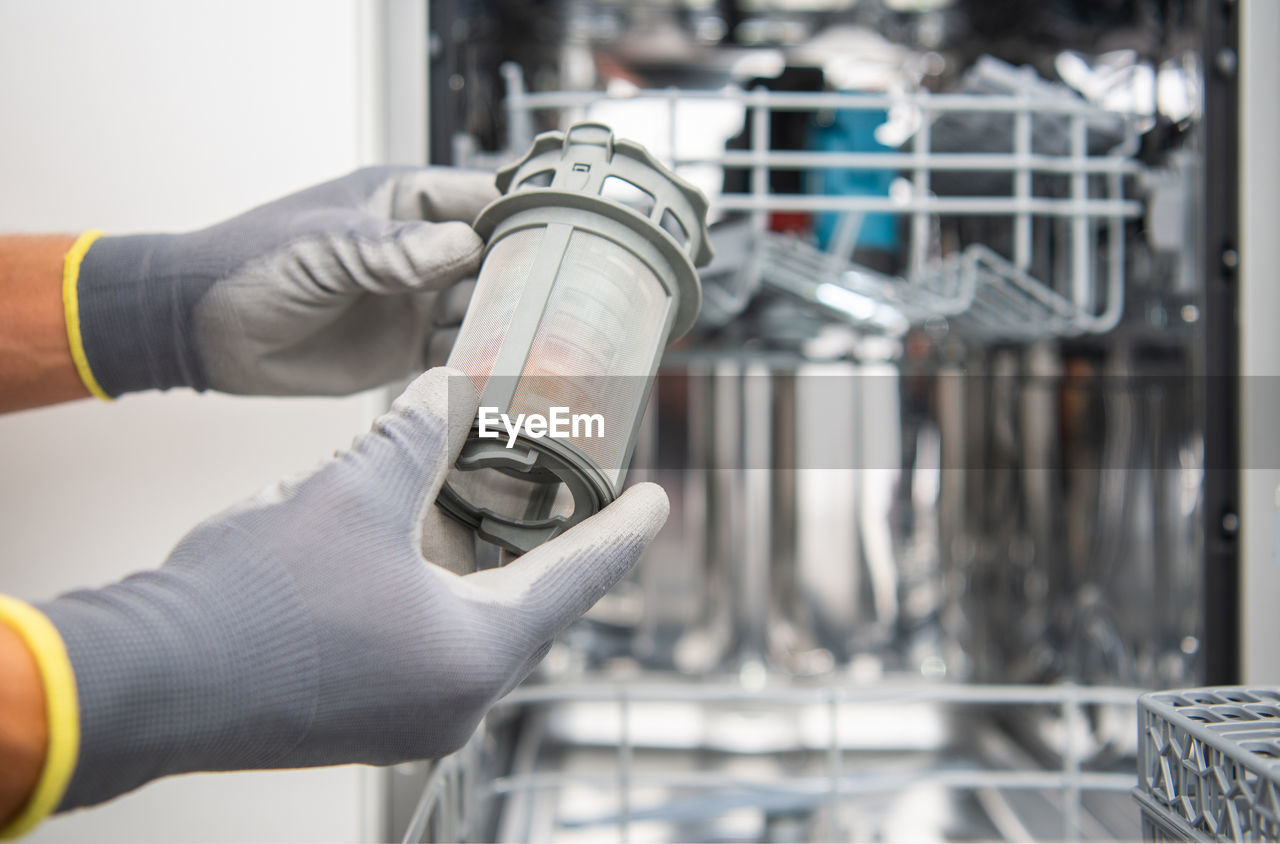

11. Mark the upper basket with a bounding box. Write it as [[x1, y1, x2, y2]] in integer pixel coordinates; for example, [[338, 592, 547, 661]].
[[456, 59, 1150, 344]]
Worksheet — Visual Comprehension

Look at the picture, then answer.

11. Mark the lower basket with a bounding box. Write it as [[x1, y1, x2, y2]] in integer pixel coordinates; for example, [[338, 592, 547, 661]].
[[1135, 687, 1280, 842]]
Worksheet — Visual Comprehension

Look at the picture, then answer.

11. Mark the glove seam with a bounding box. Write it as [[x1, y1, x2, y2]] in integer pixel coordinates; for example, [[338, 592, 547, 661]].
[[0, 596, 80, 840]]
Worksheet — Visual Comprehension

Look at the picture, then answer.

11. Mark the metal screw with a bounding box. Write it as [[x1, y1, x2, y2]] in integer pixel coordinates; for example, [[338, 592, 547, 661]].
[[448, 74, 465, 92], [1215, 48, 1237, 77], [1222, 248, 1239, 270], [1222, 512, 1240, 534]]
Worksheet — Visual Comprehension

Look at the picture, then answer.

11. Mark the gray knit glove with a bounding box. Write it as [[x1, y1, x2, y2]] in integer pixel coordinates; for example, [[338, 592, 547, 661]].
[[37, 368, 669, 811], [74, 168, 498, 396]]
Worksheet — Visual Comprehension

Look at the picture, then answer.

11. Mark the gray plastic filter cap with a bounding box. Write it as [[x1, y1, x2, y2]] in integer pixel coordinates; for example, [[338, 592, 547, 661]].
[[477, 122, 712, 339]]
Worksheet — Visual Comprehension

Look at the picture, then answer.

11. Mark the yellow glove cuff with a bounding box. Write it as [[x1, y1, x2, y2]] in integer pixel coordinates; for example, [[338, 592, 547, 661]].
[[62, 230, 111, 402], [0, 596, 79, 840]]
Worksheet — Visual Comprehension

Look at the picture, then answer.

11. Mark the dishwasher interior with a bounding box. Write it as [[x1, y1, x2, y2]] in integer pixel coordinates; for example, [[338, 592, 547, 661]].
[[395, 0, 1234, 840]]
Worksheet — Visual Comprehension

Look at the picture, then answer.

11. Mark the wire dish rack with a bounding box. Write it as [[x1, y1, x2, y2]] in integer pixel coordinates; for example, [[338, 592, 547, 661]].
[[460, 60, 1148, 342], [1135, 687, 1280, 842], [398, 680, 1145, 843]]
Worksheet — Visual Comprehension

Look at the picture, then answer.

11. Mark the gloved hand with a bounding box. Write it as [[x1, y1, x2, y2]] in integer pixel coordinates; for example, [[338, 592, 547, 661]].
[[35, 367, 669, 811], [71, 167, 499, 397]]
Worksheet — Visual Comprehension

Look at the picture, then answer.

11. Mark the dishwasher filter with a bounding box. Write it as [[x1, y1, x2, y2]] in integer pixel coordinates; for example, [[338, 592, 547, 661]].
[[438, 122, 712, 554]]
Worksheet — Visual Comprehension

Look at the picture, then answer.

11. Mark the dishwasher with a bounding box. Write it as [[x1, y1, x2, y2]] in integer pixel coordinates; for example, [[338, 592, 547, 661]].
[[386, 0, 1247, 840]]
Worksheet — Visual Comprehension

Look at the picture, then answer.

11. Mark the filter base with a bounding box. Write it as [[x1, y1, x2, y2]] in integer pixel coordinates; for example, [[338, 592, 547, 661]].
[[437, 430, 615, 555]]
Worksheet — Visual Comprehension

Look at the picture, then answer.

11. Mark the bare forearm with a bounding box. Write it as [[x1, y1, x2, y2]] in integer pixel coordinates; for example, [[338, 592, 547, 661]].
[[0, 621, 48, 828], [0, 235, 90, 412]]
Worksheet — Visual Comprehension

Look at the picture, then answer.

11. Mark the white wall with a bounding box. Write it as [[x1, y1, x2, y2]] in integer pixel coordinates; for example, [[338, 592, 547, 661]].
[[0, 1, 397, 840], [1240, 0, 1280, 684]]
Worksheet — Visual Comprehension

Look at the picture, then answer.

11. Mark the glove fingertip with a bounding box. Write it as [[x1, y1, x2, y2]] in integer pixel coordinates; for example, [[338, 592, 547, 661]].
[[424, 328, 457, 370], [607, 482, 671, 545], [434, 278, 477, 326], [484, 481, 669, 615], [379, 367, 479, 487], [389, 167, 501, 223], [394, 365, 479, 435], [394, 221, 487, 292]]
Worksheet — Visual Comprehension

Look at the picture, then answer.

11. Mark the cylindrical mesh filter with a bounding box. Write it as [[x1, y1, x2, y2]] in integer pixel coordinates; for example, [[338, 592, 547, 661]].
[[439, 123, 712, 554], [446, 228, 543, 394]]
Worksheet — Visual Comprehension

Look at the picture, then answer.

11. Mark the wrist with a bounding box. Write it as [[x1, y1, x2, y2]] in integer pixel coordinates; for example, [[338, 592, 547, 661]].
[[37, 536, 318, 809], [0, 234, 90, 412], [74, 233, 208, 395], [0, 597, 78, 840], [0, 617, 45, 833]]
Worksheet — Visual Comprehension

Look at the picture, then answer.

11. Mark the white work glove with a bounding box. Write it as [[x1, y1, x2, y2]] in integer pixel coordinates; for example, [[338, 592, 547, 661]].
[[71, 167, 498, 396], [36, 368, 669, 810]]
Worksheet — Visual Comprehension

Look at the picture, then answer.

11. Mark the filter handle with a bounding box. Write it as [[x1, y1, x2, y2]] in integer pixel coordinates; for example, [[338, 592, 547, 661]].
[[563, 122, 615, 157]]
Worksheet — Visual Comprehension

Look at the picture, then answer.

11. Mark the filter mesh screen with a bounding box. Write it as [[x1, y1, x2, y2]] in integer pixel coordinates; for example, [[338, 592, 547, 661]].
[[446, 227, 544, 393], [509, 229, 669, 485]]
